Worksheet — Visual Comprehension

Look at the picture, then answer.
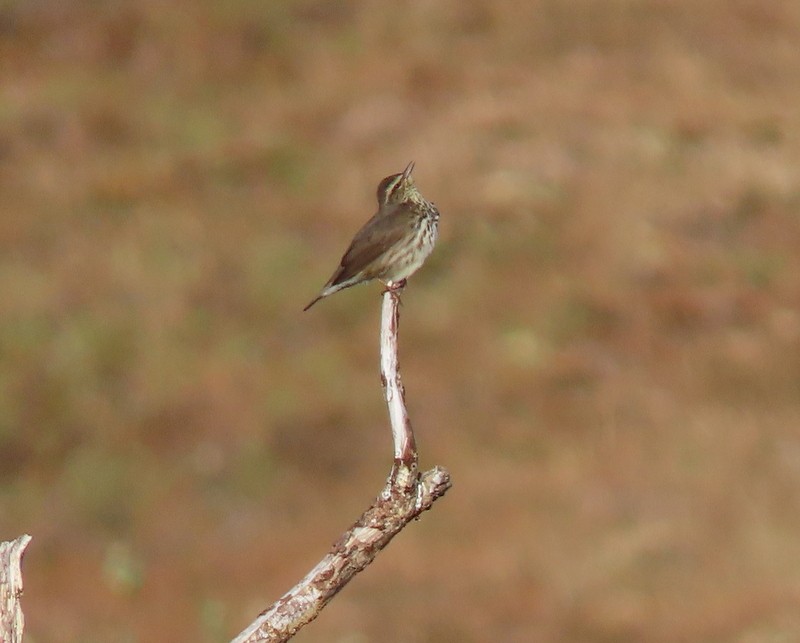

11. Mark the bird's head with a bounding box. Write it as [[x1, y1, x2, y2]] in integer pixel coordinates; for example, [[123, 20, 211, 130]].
[[376, 161, 420, 207]]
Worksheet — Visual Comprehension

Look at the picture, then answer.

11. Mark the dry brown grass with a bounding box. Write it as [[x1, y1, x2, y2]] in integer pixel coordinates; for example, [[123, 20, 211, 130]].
[[2, 1, 800, 641]]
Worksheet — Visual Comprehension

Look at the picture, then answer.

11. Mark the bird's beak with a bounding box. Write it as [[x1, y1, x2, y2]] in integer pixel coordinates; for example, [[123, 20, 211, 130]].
[[402, 161, 415, 180]]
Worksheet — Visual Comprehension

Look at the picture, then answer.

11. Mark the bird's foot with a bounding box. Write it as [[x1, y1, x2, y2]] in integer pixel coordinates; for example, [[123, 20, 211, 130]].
[[382, 279, 407, 304], [385, 279, 407, 293]]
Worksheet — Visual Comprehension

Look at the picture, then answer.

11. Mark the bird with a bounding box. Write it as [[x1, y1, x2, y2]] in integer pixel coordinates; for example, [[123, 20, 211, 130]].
[[304, 161, 439, 311]]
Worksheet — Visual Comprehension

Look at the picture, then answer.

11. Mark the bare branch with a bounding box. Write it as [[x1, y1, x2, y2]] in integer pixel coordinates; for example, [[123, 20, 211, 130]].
[[232, 290, 451, 642], [0, 534, 32, 643], [380, 289, 417, 467]]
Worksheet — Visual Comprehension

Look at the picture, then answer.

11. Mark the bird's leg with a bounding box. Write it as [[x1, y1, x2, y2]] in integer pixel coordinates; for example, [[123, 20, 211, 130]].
[[385, 279, 407, 293], [381, 279, 407, 305]]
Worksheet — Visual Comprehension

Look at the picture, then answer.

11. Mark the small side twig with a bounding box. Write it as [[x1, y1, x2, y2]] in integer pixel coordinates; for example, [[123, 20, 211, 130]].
[[0, 534, 32, 643], [232, 290, 451, 642]]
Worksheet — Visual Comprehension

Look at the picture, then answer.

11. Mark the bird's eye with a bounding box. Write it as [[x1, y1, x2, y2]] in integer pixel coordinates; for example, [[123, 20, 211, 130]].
[[377, 174, 404, 202]]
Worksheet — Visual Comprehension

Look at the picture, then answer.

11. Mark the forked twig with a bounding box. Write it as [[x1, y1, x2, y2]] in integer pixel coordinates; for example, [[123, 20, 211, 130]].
[[231, 290, 451, 642]]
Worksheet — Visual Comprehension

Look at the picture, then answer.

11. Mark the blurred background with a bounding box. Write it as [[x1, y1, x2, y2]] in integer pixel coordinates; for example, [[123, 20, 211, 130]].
[[2, 1, 800, 641]]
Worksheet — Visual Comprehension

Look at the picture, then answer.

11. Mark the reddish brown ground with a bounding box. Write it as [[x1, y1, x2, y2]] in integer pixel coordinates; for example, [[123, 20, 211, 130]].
[[2, 2, 800, 641]]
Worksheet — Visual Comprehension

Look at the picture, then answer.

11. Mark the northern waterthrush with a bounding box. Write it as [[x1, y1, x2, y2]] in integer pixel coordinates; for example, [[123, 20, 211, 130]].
[[304, 161, 439, 311]]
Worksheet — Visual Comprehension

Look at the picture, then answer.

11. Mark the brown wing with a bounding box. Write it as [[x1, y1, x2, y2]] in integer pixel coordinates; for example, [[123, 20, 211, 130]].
[[328, 204, 412, 286]]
